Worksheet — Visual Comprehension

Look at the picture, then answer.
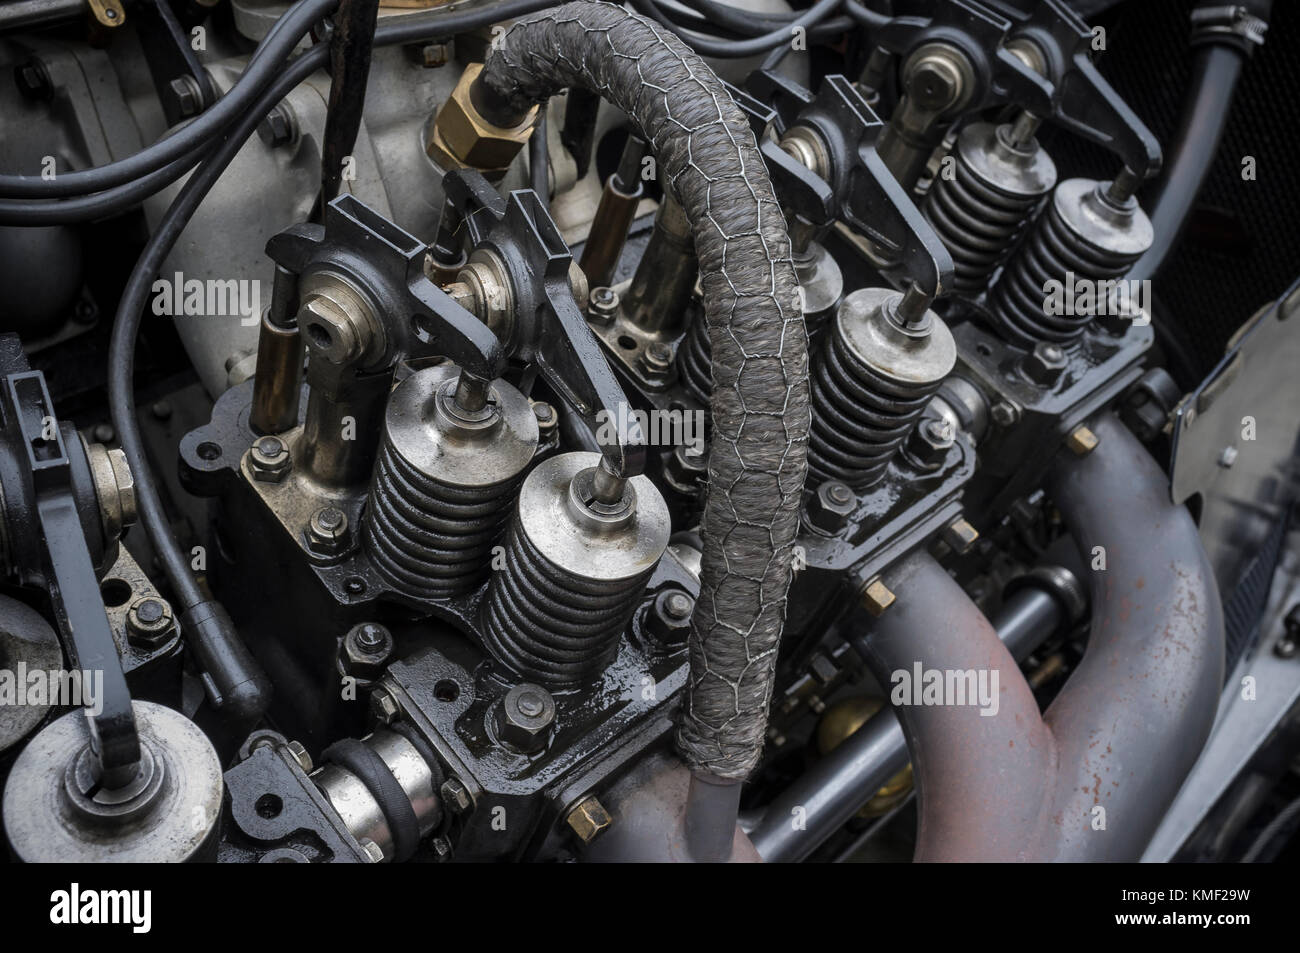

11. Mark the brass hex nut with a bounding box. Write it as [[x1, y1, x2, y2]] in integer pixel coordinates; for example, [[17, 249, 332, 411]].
[[565, 795, 612, 844], [426, 63, 538, 174]]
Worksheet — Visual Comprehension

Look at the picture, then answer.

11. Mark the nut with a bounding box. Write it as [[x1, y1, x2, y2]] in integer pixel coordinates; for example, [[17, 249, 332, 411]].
[[421, 43, 451, 68], [588, 286, 619, 325], [84, 438, 137, 543], [531, 400, 558, 436], [126, 596, 175, 650], [861, 577, 895, 617], [1066, 425, 1099, 456], [565, 795, 612, 844], [940, 517, 980, 555], [1022, 341, 1068, 386], [371, 687, 400, 724], [440, 777, 474, 815], [426, 63, 538, 174], [340, 622, 394, 679], [494, 683, 556, 753], [249, 435, 291, 483], [285, 740, 313, 773], [663, 442, 709, 496], [359, 839, 384, 863], [307, 506, 352, 557], [639, 341, 674, 380], [808, 480, 856, 533], [645, 589, 694, 645], [903, 417, 954, 470]]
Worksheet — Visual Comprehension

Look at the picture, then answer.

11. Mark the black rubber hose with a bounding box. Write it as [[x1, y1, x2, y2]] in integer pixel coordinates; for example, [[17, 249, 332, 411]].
[[0, 0, 336, 199], [680, 0, 855, 38], [1127, 46, 1246, 283], [477, 1, 809, 783]]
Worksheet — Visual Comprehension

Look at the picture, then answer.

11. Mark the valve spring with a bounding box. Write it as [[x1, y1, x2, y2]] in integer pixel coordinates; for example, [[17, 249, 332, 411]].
[[989, 177, 1153, 348], [480, 521, 653, 688], [807, 288, 955, 491], [364, 440, 521, 598], [677, 310, 712, 406], [923, 122, 1055, 296]]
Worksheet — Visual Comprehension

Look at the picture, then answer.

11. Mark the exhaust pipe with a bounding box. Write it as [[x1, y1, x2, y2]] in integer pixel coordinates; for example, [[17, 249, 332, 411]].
[[860, 415, 1223, 861]]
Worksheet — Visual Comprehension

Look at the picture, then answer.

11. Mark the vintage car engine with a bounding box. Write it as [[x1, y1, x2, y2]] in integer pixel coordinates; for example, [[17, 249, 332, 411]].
[[0, 0, 1298, 871]]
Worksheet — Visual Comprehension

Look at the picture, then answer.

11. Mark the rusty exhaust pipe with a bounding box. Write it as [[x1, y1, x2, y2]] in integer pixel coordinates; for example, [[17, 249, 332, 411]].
[[859, 415, 1223, 861]]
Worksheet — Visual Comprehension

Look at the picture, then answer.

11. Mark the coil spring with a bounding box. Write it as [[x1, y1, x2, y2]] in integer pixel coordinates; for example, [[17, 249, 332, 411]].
[[807, 288, 954, 491], [990, 179, 1152, 347], [809, 331, 933, 490], [364, 438, 521, 598], [677, 310, 712, 406], [480, 520, 653, 688], [923, 126, 1052, 295]]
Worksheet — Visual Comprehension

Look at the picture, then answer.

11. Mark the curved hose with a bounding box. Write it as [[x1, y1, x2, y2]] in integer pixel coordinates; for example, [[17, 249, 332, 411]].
[[862, 416, 1223, 861], [477, 2, 809, 785]]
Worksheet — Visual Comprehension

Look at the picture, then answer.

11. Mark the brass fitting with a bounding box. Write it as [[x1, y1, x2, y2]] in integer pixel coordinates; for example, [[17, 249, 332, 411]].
[[426, 63, 538, 178]]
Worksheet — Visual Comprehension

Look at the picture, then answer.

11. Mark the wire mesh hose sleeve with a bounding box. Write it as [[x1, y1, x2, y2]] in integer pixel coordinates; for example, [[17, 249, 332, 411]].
[[478, 1, 809, 780]]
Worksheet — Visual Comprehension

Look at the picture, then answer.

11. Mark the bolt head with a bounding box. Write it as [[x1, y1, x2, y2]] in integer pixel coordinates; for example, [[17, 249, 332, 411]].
[[126, 596, 175, 649], [861, 577, 895, 617], [808, 480, 857, 532], [494, 683, 556, 753], [990, 400, 1020, 428], [308, 506, 352, 556], [341, 623, 394, 677], [249, 435, 291, 483], [646, 589, 694, 645], [371, 687, 400, 724], [565, 795, 612, 844], [1022, 341, 1068, 386], [168, 75, 201, 117], [588, 287, 619, 324], [904, 417, 954, 469], [256, 105, 295, 148], [640, 342, 674, 378], [440, 777, 473, 815]]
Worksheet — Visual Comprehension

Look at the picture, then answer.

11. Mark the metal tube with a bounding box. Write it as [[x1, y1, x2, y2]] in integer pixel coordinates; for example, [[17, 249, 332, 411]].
[[578, 137, 646, 288], [619, 194, 696, 334], [748, 583, 1063, 862], [250, 267, 304, 435]]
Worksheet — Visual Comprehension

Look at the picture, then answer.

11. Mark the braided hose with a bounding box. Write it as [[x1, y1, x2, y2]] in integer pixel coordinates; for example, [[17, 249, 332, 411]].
[[479, 1, 809, 781]]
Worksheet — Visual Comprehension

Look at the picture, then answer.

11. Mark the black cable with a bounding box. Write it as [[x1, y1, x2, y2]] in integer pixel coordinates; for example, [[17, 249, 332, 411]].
[[530, 105, 549, 212], [1239, 793, 1300, 863], [630, 0, 845, 58], [0, 0, 337, 199], [0, 146, 203, 225], [316, 0, 382, 216], [682, 0, 854, 37]]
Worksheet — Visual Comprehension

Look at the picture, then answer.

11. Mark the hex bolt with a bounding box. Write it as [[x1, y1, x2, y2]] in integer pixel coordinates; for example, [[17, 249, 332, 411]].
[[588, 286, 619, 325], [494, 683, 556, 753], [808, 480, 857, 533], [249, 435, 291, 483], [1217, 446, 1239, 469], [308, 506, 352, 556], [257, 103, 296, 148], [421, 43, 451, 68], [126, 596, 174, 649], [285, 740, 313, 773], [639, 341, 674, 379], [1022, 341, 1068, 386], [940, 517, 980, 555], [1067, 425, 1099, 456], [371, 686, 400, 724], [646, 589, 694, 645], [565, 795, 612, 844], [359, 839, 385, 863], [168, 75, 202, 118], [903, 417, 954, 470], [861, 577, 896, 617], [341, 623, 394, 679], [440, 777, 473, 815], [429, 836, 453, 861], [532, 400, 558, 436], [990, 400, 1020, 428]]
